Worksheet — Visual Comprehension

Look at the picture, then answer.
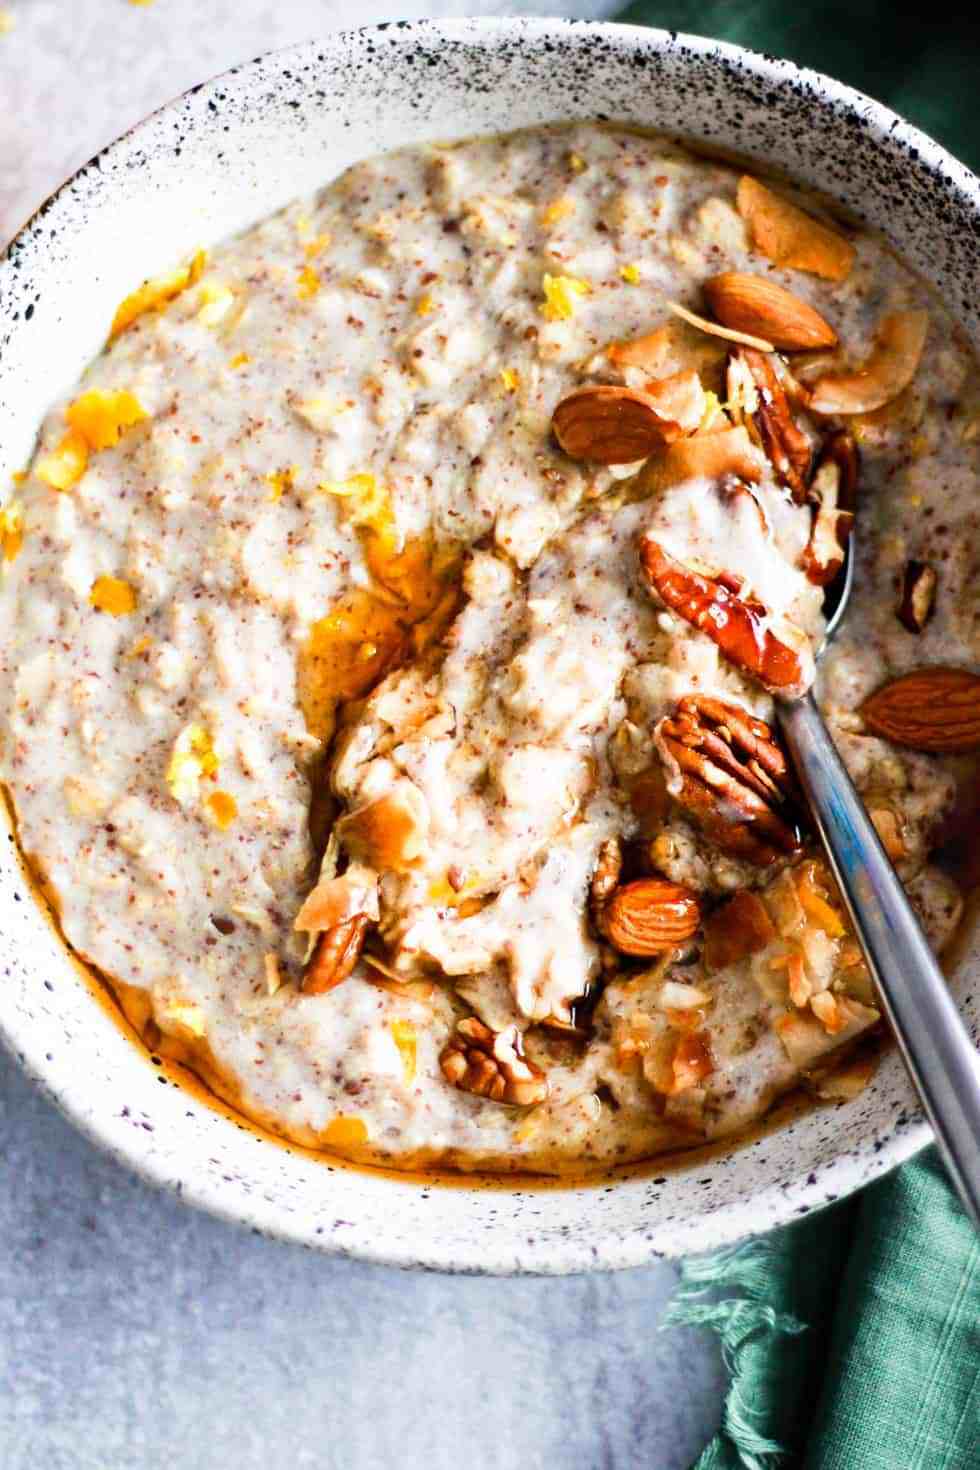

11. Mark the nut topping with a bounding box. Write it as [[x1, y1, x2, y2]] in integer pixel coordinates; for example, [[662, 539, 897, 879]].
[[590, 836, 623, 906], [655, 695, 804, 866], [706, 274, 838, 352], [800, 429, 858, 585], [861, 668, 980, 753], [665, 298, 774, 353], [551, 384, 682, 464], [730, 347, 812, 501], [897, 560, 937, 633], [336, 782, 428, 872], [440, 1018, 548, 1106], [302, 915, 370, 995], [736, 175, 855, 282], [639, 537, 813, 697], [596, 876, 702, 955], [637, 424, 766, 496], [809, 310, 929, 416], [703, 889, 777, 971]]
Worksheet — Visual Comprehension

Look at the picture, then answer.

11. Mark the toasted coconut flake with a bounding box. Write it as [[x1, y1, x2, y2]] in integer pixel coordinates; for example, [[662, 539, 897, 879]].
[[666, 299, 774, 352], [816, 1051, 877, 1101], [810, 311, 929, 416], [264, 952, 283, 996], [704, 890, 776, 970], [657, 980, 710, 1011], [670, 1033, 714, 1093], [337, 783, 429, 873], [637, 424, 767, 495], [607, 326, 672, 373], [642, 370, 707, 433], [294, 867, 379, 933], [736, 176, 855, 282]]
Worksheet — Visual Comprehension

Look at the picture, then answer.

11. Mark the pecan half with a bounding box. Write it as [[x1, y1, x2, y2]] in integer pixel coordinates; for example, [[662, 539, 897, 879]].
[[639, 537, 813, 697], [896, 559, 937, 633], [302, 915, 370, 995], [730, 347, 812, 501], [655, 695, 804, 865], [801, 430, 858, 585], [551, 384, 681, 464], [596, 876, 702, 955], [440, 1018, 548, 1106]]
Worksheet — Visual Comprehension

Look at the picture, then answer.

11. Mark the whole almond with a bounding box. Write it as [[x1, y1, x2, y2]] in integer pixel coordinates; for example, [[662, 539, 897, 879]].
[[598, 877, 701, 955], [552, 384, 681, 464], [705, 273, 837, 351], [861, 667, 980, 753]]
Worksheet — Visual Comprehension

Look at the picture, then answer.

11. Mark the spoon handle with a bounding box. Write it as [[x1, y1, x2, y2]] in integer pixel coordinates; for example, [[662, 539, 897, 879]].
[[779, 692, 980, 1228]]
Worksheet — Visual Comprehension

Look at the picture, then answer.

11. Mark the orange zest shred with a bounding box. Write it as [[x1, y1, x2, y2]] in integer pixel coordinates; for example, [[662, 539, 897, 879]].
[[797, 878, 845, 937], [322, 1115, 369, 1150], [303, 233, 331, 258], [34, 430, 89, 491], [204, 790, 238, 831], [89, 575, 137, 616], [110, 249, 207, 339], [671, 1032, 713, 1093], [296, 265, 320, 300], [0, 501, 23, 561], [66, 389, 148, 452], [540, 273, 591, 321], [390, 1020, 417, 1085], [265, 466, 297, 502], [786, 951, 811, 1008]]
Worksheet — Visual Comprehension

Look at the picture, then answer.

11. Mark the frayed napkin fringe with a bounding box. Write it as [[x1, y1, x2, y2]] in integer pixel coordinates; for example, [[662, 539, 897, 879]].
[[662, 1239, 807, 1470]]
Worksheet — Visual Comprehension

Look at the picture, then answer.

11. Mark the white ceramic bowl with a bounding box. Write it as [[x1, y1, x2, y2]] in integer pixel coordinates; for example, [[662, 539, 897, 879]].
[[1, 18, 977, 1273]]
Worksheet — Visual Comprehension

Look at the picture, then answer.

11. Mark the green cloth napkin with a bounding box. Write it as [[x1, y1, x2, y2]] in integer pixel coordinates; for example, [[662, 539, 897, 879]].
[[665, 1150, 980, 1468], [610, 4, 980, 1465]]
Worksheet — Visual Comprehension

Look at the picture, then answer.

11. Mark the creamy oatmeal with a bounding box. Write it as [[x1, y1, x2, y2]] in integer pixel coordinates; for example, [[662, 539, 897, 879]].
[[2, 125, 977, 1174]]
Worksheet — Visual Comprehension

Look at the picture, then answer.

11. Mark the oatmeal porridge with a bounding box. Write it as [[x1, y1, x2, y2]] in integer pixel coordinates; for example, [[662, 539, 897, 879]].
[[1, 124, 977, 1174]]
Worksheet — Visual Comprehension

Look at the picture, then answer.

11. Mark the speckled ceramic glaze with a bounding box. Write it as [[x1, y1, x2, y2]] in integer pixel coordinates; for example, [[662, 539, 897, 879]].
[[1, 19, 977, 1273]]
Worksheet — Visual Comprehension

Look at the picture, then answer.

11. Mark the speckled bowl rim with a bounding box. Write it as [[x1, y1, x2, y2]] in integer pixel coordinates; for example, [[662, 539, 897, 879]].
[[2, 17, 976, 1273]]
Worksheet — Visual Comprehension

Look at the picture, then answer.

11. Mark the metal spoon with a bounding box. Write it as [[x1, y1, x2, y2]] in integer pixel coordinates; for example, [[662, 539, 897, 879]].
[[778, 540, 980, 1227]]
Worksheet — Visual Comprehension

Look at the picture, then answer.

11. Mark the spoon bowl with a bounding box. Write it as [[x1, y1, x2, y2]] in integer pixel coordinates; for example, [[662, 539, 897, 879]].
[[778, 540, 980, 1228]]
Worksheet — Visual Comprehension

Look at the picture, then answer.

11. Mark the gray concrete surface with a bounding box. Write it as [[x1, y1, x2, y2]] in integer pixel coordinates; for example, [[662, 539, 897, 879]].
[[0, 4, 725, 1466]]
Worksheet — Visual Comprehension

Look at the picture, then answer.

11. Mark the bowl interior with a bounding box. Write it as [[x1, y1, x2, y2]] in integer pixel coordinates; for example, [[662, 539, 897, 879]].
[[1, 18, 977, 1272]]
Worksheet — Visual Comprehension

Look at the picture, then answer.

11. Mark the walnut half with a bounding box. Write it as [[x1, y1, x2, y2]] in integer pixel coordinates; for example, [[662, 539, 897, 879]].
[[440, 1018, 548, 1106]]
